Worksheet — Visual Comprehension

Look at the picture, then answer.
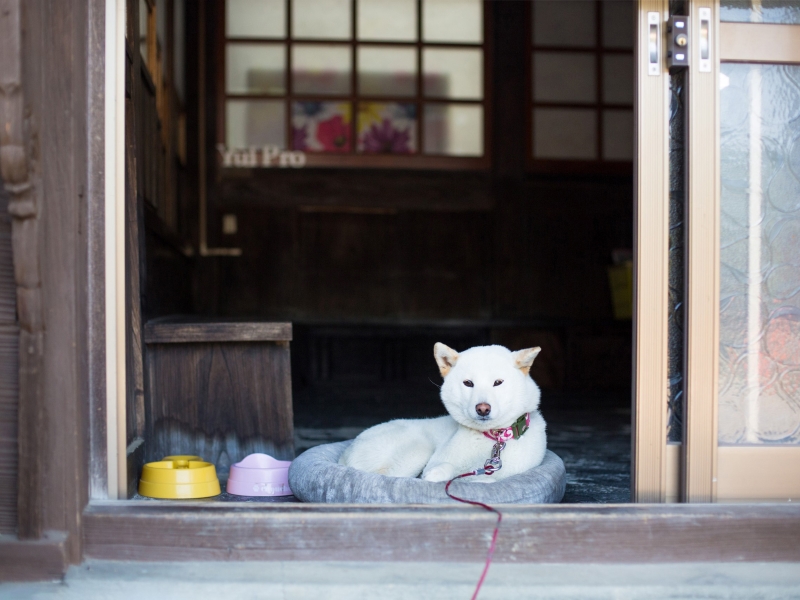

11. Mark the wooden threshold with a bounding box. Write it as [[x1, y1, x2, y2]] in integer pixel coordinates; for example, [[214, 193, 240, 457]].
[[0, 533, 68, 581], [82, 502, 800, 563]]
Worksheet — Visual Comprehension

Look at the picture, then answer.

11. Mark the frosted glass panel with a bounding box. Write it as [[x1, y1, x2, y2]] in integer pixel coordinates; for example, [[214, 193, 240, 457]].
[[423, 48, 483, 99], [226, 0, 286, 39], [534, 52, 596, 103], [424, 104, 483, 156], [358, 47, 417, 97], [603, 54, 634, 104], [358, 103, 417, 154], [358, 0, 417, 41], [533, 108, 597, 159], [719, 63, 800, 444], [292, 0, 352, 39], [226, 44, 286, 94], [422, 0, 482, 43], [292, 45, 351, 95], [226, 100, 285, 148], [603, 109, 633, 160], [292, 101, 352, 152], [532, 1, 596, 48], [721, 0, 800, 24], [602, 1, 634, 49]]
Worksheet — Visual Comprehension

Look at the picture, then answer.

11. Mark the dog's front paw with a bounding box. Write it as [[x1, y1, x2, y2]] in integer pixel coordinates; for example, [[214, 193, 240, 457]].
[[421, 463, 455, 483]]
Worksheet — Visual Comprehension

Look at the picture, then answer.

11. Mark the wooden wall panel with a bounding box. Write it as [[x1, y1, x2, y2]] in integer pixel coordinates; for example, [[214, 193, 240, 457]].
[[0, 182, 18, 534], [0, 333, 18, 535], [145, 336, 294, 466]]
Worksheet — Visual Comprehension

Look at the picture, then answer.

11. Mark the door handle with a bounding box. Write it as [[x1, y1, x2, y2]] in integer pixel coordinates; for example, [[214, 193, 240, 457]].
[[648, 12, 661, 76], [698, 7, 711, 72]]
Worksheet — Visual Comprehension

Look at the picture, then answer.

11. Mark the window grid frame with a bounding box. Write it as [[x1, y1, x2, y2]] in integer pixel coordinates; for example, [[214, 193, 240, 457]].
[[218, 0, 492, 169], [526, 0, 634, 175]]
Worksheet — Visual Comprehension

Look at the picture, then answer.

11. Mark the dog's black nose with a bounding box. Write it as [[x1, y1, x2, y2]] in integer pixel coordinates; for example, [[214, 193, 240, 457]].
[[476, 403, 491, 417]]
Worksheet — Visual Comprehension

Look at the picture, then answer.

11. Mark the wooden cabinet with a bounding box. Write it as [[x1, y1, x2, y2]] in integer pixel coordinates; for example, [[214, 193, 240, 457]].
[[143, 320, 294, 474]]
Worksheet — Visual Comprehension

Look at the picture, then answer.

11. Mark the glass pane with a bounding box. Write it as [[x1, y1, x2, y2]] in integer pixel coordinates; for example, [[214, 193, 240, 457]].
[[533, 52, 596, 103], [226, 44, 286, 95], [357, 102, 416, 153], [423, 103, 482, 156], [226, 99, 285, 148], [358, 0, 417, 41], [358, 47, 417, 97], [602, 0, 634, 49], [721, 0, 800, 24], [292, 0, 352, 39], [226, 0, 286, 39], [423, 48, 483, 100], [719, 63, 800, 444], [602, 109, 633, 160], [532, 1, 595, 48], [603, 54, 634, 105], [668, 70, 687, 442], [292, 101, 352, 152], [533, 108, 597, 159], [292, 44, 351, 95], [139, 0, 149, 68], [422, 0, 482, 43]]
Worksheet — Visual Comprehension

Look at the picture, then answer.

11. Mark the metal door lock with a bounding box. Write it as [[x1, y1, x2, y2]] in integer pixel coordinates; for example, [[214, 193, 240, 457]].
[[667, 15, 690, 69]]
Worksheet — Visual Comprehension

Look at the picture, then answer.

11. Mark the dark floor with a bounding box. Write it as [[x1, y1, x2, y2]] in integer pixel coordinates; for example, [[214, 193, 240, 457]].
[[134, 389, 631, 504]]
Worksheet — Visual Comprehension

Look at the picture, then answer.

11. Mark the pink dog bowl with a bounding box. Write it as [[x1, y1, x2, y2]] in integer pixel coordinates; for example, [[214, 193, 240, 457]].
[[227, 453, 293, 497]]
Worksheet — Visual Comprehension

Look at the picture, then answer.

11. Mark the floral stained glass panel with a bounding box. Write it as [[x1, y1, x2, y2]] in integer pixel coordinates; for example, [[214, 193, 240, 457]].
[[357, 103, 416, 154], [292, 102, 352, 153]]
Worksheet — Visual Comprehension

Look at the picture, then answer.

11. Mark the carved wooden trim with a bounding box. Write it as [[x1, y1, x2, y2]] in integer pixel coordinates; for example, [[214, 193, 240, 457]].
[[0, 0, 45, 539]]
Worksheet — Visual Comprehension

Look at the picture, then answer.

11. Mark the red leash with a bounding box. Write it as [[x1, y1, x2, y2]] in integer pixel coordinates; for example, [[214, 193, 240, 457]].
[[445, 470, 503, 600]]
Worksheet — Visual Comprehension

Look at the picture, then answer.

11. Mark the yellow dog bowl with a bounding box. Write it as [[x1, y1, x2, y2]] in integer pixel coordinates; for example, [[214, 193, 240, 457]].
[[138, 456, 221, 499]]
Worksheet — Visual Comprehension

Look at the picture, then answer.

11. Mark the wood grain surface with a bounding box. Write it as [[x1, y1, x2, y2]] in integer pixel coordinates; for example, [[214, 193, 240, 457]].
[[82, 502, 800, 563], [145, 320, 293, 343], [145, 332, 294, 465]]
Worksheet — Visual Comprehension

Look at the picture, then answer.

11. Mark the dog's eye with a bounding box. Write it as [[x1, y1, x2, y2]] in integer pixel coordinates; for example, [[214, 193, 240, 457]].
[[463, 380, 474, 387], [493, 379, 503, 386]]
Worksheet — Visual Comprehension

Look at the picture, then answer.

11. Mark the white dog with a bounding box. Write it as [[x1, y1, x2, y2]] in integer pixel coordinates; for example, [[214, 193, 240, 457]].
[[338, 343, 547, 483]]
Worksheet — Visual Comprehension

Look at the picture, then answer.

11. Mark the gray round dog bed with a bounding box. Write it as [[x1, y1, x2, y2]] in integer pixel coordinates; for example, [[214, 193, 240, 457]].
[[288, 440, 566, 504]]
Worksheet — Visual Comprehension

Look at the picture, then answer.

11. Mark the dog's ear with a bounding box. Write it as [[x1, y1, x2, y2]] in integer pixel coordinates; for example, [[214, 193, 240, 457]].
[[434, 343, 459, 377], [513, 347, 541, 376]]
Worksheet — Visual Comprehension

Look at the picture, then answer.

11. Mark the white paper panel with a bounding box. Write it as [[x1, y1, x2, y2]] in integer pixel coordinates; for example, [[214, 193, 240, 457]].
[[533, 108, 597, 159], [603, 54, 634, 104], [226, 44, 286, 95], [532, 1, 596, 47], [358, 46, 417, 97], [227, 0, 286, 39], [422, 0, 482, 43], [424, 104, 483, 156], [423, 48, 483, 100], [534, 52, 596, 103], [358, 0, 417, 41], [292, 0, 352, 39], [602, 109, 633, 160], [226, 100, 286, 148]]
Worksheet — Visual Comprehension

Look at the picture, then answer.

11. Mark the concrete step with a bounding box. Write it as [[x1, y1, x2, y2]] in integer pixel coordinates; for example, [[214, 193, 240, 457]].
[[2, 560, 800, 599]]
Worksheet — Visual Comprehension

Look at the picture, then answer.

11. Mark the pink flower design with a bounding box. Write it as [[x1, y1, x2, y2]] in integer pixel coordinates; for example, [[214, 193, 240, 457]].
[[315, 115, 351, 153]]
